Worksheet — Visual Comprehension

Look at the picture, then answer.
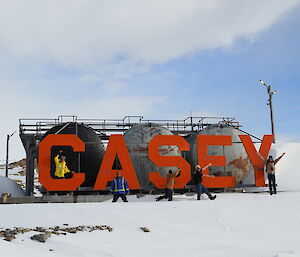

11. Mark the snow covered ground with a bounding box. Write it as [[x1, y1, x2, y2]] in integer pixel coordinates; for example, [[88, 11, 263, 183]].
[[0, 142, 299, 257], [1, 193, 300, 257]]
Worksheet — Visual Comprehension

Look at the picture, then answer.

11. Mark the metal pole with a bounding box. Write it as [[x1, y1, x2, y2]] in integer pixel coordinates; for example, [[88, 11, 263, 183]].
[[5, 131, 16, 177], [268, 86, 276, 143], [259, 80, 277, 144], [5, 134, 9, 177]]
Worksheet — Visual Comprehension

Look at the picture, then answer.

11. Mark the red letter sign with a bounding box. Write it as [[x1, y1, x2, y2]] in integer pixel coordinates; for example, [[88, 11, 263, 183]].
[[148, 135, 190, 189], [197, 135, 236, 188], [38, 134, 86, 191], [239, 135, 273, 186], [94, 134, 140, 190]]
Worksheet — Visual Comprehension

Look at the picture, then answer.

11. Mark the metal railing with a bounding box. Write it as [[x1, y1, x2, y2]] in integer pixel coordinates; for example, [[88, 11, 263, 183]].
[[19, 115, 241, 138]]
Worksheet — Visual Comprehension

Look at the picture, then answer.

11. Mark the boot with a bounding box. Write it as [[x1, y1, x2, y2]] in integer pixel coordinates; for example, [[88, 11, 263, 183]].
[[209, 195, 217, 200]]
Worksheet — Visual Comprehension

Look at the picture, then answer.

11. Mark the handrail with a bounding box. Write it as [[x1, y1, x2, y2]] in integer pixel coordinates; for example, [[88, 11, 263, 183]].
[[19, 115, 255, 139]]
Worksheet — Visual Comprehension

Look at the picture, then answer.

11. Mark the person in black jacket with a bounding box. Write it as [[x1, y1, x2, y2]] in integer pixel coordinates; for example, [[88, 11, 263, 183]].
[[193, 164, 216, 200]]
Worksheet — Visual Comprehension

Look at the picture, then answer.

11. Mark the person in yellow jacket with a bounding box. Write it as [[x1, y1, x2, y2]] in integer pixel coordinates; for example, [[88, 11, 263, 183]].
[[54, 152, 72, 178]]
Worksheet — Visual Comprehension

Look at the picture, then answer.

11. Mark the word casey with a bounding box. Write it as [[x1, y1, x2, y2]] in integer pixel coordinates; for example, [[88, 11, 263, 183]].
[[38, 134, 273, 191]]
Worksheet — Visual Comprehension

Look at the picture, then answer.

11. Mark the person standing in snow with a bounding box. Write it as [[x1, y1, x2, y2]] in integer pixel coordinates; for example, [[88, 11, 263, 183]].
[[54, 150, 73, 178], [259, 152, 286, 195], [156, 169, 181, 201], [193, 164, 217, 200], [111, 172, 130, 202]]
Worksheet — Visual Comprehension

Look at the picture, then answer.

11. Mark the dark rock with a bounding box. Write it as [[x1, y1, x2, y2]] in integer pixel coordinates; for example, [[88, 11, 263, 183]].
[[31, 232, 52, 243], [65, 228, 77, 234], [53, 226, 60, 231], [35, 227, 46, 232], [140, 227, 150, 232], [4, 235, 15, 241]]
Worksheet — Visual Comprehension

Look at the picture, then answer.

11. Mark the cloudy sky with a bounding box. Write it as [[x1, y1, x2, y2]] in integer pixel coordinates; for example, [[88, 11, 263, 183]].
[[1, 0, 300, 161]]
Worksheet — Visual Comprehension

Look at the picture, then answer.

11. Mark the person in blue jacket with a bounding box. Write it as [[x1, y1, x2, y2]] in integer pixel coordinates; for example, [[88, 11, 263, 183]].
[[111, 172, 129, 202]]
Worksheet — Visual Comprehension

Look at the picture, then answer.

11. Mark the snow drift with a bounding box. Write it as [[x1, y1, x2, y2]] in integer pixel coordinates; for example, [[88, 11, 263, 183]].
[[0, 176, 25, 197]]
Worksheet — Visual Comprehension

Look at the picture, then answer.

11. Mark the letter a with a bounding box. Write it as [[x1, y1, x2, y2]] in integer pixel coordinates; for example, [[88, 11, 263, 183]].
[[94, 134, 140, 190]]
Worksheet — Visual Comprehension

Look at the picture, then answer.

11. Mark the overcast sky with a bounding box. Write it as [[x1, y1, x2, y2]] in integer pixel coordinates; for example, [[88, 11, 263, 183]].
[[1, 0, 300, 161]]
